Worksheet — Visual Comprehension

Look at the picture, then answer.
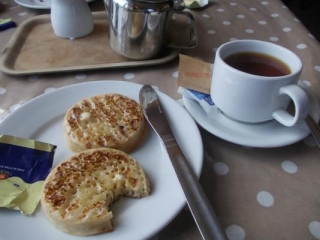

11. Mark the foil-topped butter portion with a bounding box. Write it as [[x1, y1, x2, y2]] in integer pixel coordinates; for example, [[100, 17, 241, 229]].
[[0, 135, 56, 215]]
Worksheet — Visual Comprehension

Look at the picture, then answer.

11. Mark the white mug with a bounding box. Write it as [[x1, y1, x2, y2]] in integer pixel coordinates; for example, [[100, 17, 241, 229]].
[[51, 0, 94, 39], [211, 40, 309, 127]]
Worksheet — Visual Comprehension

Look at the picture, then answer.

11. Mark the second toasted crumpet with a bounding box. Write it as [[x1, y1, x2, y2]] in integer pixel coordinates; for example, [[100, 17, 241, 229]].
[[41, 147, 150, 236]]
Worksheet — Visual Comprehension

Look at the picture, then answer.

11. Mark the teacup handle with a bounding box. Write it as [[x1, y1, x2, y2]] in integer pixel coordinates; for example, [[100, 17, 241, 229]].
[[169, 11, 197, 49], [272, 84, 309, 127]]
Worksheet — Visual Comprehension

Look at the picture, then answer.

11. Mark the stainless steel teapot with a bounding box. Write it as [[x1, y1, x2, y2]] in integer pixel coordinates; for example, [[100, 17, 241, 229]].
[[104, 0, 197, 60]]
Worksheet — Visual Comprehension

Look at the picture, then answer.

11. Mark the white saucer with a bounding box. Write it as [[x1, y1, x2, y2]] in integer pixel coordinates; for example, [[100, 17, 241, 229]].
[[183, 85, 320, 148]]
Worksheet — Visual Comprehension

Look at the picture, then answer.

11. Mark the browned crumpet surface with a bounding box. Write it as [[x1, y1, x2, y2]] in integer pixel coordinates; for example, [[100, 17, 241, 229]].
[[41, 148, 150, 236], [63, 94, 146, 153]]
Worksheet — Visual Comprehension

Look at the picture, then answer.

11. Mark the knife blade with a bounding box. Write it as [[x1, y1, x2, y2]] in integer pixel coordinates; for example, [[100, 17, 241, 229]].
[[139, 85, 227, 240]]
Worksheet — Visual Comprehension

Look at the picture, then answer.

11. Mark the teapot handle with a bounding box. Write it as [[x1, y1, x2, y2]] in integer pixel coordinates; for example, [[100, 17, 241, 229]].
[[168, 11, 198, 49]]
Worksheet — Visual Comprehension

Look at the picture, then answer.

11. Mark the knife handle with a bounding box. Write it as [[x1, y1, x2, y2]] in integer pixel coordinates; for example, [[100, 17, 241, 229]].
[[306, 114, 320, 149], [166, 143, 227, 240]]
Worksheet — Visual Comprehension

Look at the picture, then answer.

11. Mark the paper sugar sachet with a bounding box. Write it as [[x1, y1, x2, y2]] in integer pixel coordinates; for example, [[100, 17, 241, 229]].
[[177, 54, 212, 94], [0, 135, 56, 215], [177, 54, 217, 115]]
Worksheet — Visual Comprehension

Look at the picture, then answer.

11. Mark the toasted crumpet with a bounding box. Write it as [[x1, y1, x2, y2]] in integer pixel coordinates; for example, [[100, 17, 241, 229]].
[[41, 148, 150, 236], [63, 94, 146, 153]]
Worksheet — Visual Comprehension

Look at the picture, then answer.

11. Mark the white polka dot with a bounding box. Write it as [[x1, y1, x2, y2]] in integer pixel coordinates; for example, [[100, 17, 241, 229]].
[[237, 14, 245, 19], [282, 5, 288, 9], [245, 29, 254, 33], [202, 14, 210, 18], [309, 221, 320, 239], [269, 36, 279, 42], [257, 191, 274, 207], [44, 87, 56, 93], [225, 225, 245, 240], [301, 79, 311, 87], [249, 7, 257, 11], [217, 8, 224, 12], [207, 30, 216, 35], [223, 21, 231, 25], [258, 20, 267, 25], [124, 73, 135, 80], [229, 38, 238, 41], [75, 74, 87, 80], [18, 12, 27, 16], [314, 66, 320, 72], [213, 162, 229, 175], [27, 75, 39, 82], [261, 1, 269, 5], [0, 88, 7, 95], [294, 18, 300, 22], [296, 43, 307, 49], [282, 27, 292, 32], [9, 104, 22, 112], [281, 160, 298, 174], [271, 13, 279, 18], [230, 2, 237, 6], [172, 71, 179, 78]]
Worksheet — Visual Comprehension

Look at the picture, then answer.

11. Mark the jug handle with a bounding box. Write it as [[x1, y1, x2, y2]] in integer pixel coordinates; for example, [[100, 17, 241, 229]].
[[169, 11, 198, 49]]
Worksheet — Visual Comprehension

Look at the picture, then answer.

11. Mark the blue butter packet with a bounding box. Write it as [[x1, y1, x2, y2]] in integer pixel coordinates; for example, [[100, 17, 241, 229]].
[[0, 135, 56, 183], [0, 135, 56, 214], [0, 18, 17, 31]]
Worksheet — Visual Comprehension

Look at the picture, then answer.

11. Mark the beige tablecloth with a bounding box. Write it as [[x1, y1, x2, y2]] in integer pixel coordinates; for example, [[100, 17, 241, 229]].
[[1, 0, 320, 239]]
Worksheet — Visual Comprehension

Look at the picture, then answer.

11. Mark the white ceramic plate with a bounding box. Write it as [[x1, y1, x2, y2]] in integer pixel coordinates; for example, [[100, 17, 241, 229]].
[[14, 0, 95, 9], [183, 84, 320, 148], [0, 80, 203, 240]]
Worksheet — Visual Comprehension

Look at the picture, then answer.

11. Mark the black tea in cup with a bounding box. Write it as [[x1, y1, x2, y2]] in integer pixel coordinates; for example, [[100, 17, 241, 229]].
[[224, 51, 291, 77]]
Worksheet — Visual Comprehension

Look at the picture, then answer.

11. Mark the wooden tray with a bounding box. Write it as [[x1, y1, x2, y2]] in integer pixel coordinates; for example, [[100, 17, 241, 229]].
[[0, 12, 179, 75]]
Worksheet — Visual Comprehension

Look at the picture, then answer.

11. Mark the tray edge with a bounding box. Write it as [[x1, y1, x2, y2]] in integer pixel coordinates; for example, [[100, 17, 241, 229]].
[[0, 12, 180, 76]]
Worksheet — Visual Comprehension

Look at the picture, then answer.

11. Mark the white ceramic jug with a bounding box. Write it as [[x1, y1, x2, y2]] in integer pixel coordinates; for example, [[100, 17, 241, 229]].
[[51, 0, 94, 39]]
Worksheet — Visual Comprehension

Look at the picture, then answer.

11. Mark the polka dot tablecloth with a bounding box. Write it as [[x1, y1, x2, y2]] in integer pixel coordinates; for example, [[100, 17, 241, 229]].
[[1, 0, 320, 240]]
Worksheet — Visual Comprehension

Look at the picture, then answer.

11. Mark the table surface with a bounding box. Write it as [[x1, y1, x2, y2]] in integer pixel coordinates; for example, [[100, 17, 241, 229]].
[[1, 0, 320, 239]]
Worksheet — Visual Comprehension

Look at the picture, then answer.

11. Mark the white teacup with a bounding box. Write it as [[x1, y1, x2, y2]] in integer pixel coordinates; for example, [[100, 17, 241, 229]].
[[211, 40, 309, 127]]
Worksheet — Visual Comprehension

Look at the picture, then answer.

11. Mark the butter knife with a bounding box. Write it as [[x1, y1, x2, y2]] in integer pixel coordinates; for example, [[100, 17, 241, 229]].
[[306, 114, 320, 148], [139, 85, 226, 240]]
